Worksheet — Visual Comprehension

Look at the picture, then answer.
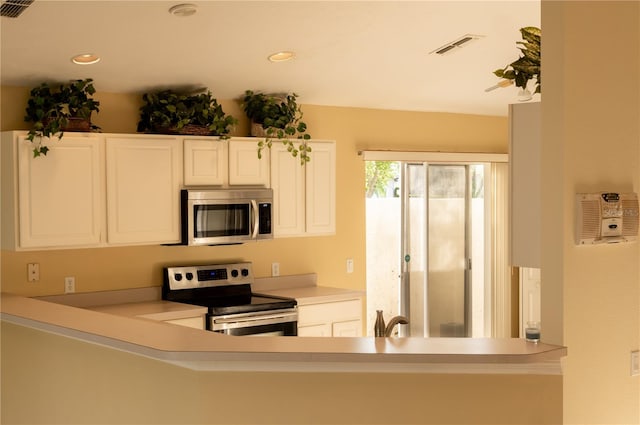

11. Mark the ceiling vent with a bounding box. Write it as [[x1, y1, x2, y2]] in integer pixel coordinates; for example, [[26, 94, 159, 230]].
[[430, 34, 484, 55], [1, 0, 34, 18]]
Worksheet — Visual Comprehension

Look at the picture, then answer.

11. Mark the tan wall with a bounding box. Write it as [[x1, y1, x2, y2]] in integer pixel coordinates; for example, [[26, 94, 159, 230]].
[[0, 86, 507, 297], [1, 322, 562, 425], [542, 1, 640, 424]]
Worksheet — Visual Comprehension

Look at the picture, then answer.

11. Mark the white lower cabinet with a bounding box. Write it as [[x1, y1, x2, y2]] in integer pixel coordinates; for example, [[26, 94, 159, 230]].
[[270, 140, 336, 237], [105, 136, 182, 245], [297, 323, 332, 337], [297, 298, 363, 337], [1, 132, 104, 249], [332, 320, 362, 337]]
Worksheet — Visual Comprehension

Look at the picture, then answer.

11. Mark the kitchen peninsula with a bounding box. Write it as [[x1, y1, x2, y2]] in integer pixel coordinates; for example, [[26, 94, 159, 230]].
[[2, 282, 567, 424], [1, 292, 566, 374]]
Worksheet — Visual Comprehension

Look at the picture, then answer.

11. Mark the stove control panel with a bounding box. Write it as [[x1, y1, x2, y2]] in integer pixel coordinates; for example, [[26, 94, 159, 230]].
[[164, 262, 254, 290]]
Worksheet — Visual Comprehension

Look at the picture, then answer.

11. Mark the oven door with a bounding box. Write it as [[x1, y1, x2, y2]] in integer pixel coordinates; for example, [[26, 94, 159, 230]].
[[209, 308, 298, 336]]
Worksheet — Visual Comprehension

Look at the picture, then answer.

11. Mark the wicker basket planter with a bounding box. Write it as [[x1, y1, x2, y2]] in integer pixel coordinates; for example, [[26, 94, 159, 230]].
[[250, 122, 270, 137], [45, 116, 93, 132], [137, 90, 237, 138], [153, 124, 216, 136], [25, 78, 101, 156]]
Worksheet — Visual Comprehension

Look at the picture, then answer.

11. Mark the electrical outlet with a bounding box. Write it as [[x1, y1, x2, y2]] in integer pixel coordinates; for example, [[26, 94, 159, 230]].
[[271, 262, 280, 277], [27, 263, 40, 282], [631, 350, 640, 377], [346, 258, 354, 274], [64, 277, 76, 294]]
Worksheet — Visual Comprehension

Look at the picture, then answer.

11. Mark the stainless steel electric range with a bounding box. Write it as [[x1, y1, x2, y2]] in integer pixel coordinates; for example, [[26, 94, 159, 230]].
[[162, 262, 297, 336]]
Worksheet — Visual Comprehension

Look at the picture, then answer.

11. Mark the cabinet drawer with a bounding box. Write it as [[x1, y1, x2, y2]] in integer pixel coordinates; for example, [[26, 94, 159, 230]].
[[297, 299, 362, 326]]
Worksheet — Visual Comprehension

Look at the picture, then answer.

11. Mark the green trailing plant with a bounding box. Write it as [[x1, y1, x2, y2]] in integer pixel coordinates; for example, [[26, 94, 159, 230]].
[[137, 90, 237, 138], [242, 90, 312, 164], [24, 78, 101, 157], [494, 26, 541, 94]]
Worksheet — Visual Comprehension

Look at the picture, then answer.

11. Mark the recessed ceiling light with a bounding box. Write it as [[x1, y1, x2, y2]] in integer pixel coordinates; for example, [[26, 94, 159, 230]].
[[268, 51, 296, 62], [169, 3, 197, 17], [71, 54, 100, 65]]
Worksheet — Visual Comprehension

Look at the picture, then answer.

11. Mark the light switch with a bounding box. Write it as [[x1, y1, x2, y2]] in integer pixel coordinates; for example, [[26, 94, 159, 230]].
[[346, 258, 354, 274], [631, 350, 639, 377]]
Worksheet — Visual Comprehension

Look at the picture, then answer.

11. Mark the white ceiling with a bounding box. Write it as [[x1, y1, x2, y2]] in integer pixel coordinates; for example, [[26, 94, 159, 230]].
[[1, 1, 540, 117]]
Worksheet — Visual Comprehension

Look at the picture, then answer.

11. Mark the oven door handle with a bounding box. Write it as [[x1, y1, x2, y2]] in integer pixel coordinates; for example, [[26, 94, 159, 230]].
[[251, 199, 259, 239], [212, 310, 298, 330]]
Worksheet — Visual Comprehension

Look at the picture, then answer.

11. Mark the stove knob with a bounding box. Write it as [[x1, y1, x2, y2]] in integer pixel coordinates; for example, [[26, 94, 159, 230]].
[[241, 268, 249, 277], [174, 273, 183, 282], [185, 272, 194, 280], [231, 269, 239, 278]]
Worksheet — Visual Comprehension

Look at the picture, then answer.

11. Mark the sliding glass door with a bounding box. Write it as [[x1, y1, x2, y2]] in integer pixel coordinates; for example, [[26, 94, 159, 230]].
[[366, 159, 491, 337]]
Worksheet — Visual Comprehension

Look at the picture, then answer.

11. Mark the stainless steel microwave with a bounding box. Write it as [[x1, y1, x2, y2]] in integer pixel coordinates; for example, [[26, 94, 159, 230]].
[[180, 188, 273, 246]]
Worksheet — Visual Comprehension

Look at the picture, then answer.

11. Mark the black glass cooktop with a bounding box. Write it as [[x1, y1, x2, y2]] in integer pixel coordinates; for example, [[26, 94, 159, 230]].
[[164, 283, 296, 315]]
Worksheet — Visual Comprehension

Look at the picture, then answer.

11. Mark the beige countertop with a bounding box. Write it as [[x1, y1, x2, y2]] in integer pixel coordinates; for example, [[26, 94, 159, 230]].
[[89, 300, 207, 322], [257, 285, 364, 305], [1, 292, 567, 374]]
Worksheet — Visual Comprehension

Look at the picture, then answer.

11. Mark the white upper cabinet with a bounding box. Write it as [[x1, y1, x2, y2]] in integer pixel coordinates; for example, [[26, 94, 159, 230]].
[[509, 102, 541, 268], [270, 142, 305, 236], [228, 138, 270, 186], [1, 131, 335, 250], [105, 136, 182, 245], [183, 137, 228, 186], [269, 140, 336, 237], [305, 141, 336, 235], [2, 132, 104, 249]]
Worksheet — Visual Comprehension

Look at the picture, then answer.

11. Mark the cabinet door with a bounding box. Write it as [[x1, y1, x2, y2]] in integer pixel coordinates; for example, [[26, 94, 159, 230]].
[[298, 298, 363, 337], [305, 141, 336, 235], [106, 136, 182, 245], [228, 138, 269, 186], [183, 138, 227, 186], [17, 134, 103, 248], [270, 142, 305, 237], [332, 320, 362, 337], [298, 323, 331, 336], [509, 102, 541, 268]]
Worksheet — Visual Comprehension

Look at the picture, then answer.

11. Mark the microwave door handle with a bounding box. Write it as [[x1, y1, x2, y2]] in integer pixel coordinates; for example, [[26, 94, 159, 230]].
[[251, 199, 259, 239]]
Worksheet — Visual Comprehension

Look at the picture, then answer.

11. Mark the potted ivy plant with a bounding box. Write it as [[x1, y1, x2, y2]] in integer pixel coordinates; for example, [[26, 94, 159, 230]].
[[493, 26, 541, 95], [242, 90, 312, 164], [137, 89, 237, 138], [24, 78, 101, 157]]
